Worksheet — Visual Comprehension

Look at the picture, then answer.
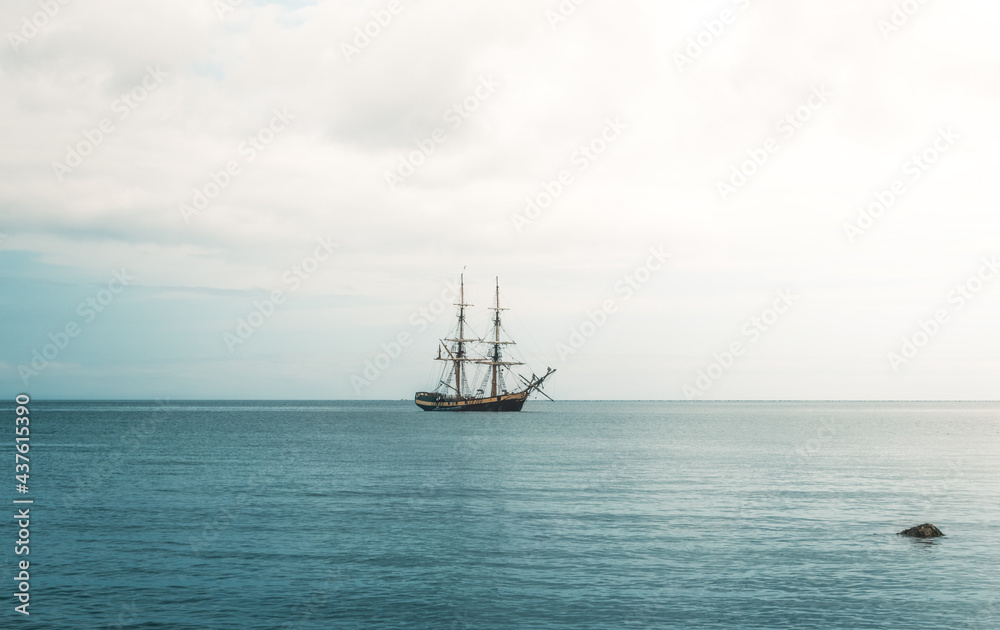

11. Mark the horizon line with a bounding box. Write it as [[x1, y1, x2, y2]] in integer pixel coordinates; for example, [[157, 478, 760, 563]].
[[7, 398, 1000, 403]]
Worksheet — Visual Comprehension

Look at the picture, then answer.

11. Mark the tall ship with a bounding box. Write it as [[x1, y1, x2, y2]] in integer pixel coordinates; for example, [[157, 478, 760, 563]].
[[415, 274, 555, 412]]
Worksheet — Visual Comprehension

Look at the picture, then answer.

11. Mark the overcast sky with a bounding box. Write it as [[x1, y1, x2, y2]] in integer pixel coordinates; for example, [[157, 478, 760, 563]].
[[2, 0, 999, 400]]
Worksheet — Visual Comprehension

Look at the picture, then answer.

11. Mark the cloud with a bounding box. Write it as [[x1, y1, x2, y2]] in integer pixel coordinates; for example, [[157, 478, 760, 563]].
[[2, 0, 1000, 398]]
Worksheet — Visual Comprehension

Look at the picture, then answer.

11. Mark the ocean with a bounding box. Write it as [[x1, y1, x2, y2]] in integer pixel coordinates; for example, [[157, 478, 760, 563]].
[[9, 400, 1000, 628]]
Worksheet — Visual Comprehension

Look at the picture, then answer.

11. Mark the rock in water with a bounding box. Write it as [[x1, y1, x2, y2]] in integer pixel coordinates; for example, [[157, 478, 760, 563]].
[[898, 523, 944, 538]]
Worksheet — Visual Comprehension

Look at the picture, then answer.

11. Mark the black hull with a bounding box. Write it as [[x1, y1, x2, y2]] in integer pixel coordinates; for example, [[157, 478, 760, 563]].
[[414, 391, 528, 412]]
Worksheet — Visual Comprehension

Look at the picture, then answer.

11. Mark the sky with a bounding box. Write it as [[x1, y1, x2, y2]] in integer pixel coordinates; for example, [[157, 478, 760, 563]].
[[1, 0, 1000, 400]]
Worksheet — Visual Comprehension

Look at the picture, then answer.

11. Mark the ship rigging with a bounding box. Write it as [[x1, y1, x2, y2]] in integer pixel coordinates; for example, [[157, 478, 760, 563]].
[[415, 274, 555, 412]]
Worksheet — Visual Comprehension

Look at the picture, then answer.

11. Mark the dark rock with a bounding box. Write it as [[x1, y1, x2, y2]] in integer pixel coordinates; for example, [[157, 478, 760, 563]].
[[898, 523, 944, 538]]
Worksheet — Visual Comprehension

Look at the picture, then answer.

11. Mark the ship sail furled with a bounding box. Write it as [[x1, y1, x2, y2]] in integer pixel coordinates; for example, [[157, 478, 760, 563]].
[[470, 277, 522, 398], [415, 274, 555, 412]]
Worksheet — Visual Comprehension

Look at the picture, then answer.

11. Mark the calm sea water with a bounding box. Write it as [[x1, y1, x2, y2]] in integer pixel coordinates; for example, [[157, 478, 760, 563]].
[[6, 400, 1000, 628]]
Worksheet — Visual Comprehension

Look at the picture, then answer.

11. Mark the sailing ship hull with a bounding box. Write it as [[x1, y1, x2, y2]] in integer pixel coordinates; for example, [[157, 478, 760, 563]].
[[415, 390, 529, 412]]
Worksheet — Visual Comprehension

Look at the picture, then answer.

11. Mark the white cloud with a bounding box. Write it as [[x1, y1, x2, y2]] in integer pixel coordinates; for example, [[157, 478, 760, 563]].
[[2, 0, 1000, 398]]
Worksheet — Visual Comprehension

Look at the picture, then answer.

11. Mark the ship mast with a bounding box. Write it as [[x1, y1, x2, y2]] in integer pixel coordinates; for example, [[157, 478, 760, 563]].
[[492, 277, 500, 397], [457, 274, 466, 396], [475, 277, 521, 398], [437, 271, 477, 398]]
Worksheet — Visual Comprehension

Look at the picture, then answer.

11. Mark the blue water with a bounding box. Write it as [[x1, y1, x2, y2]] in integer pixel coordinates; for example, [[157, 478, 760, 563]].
[[6, 400, 1000, 628]]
